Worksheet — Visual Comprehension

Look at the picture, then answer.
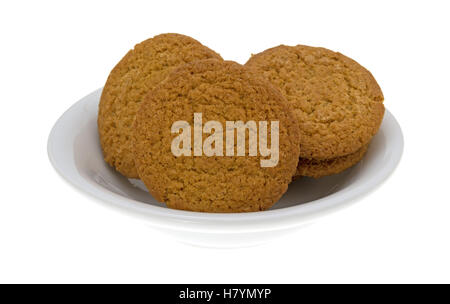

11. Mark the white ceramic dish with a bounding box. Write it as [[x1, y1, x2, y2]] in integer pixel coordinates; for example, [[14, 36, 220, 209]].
[[48, 89, 403, 247]]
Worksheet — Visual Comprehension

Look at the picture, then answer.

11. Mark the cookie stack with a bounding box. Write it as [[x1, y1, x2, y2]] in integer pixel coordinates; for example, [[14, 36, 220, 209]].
[[98, 33, 384, 212], [246, 45, 384, 178]]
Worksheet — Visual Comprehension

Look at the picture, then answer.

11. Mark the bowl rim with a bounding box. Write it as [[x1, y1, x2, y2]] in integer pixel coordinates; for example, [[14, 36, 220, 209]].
[[48, 89, 404, 233]]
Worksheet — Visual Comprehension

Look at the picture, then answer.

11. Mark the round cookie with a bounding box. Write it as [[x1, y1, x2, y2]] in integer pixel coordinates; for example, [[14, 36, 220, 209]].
[[133, 59, 301, 213], [245, 45, 384, 159], [295, 144, 369, 179], [98, 33, 222, 178]]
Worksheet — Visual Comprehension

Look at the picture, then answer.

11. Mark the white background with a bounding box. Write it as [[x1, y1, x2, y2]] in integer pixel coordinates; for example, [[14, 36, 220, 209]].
[[1, 0, 449, 283]]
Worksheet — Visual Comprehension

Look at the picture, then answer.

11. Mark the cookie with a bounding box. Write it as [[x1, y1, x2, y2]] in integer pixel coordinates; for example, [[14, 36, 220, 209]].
[[133, 59, 301, 213], [245, 45, 384, 159], [98, 33, 222, 178], [295, 144, 369, 178]]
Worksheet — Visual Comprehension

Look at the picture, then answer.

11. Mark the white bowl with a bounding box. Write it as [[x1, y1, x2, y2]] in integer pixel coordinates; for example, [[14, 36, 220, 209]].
[[48, 89, 403, 247]]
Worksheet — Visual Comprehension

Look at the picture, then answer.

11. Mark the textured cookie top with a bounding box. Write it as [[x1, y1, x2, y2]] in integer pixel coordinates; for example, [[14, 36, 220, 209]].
[[246, 45, 384, 159], [134, 60, 301, 213], [98, 33, 222, 178]]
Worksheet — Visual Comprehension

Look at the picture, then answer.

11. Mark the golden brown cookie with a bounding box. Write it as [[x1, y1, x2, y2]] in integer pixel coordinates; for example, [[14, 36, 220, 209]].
[[295, 144, 369, 178], [245, 45, 384, 159], [98, 33, 222, 178], [133, 59, 301, 213]]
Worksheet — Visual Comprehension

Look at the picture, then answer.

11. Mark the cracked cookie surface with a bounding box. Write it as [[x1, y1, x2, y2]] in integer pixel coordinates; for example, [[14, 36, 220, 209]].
[[98, 33, 222, 178], [246, 45, 384, 159], [134, 60, 301, 212]]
